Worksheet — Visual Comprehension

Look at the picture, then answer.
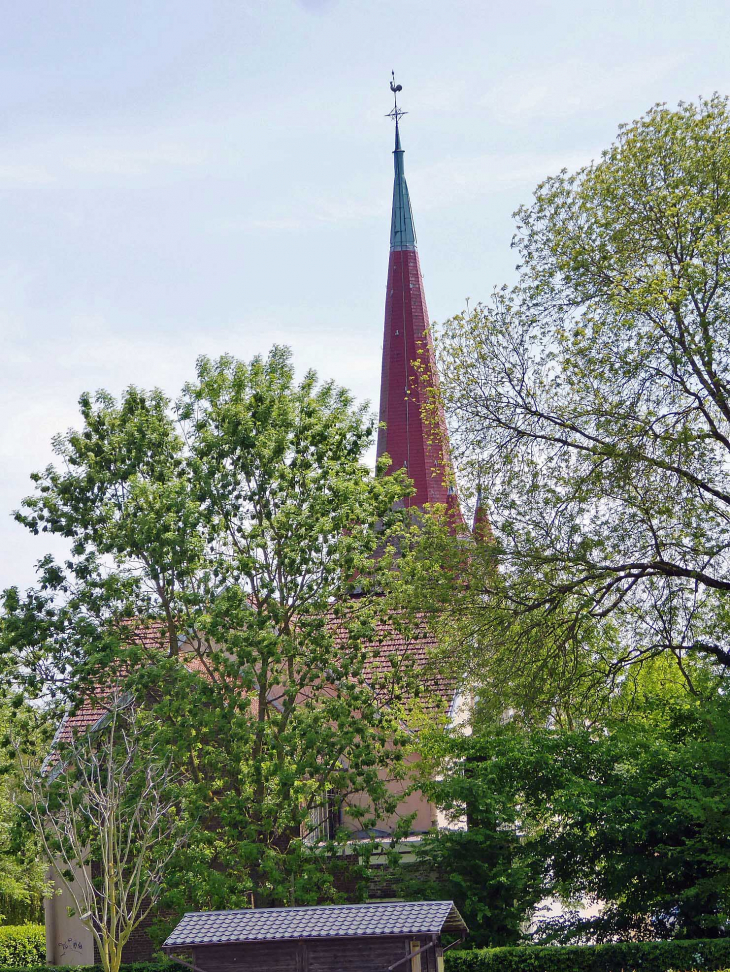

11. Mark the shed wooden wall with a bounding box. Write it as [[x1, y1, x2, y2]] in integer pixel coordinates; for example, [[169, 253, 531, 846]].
[[193, 933, 440, 972]]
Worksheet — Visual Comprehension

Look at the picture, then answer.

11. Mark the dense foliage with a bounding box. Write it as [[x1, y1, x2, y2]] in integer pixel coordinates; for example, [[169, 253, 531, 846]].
[[433, 687, 730, 941], [1, 347, 422, 921], [0, 705, 47, 925], [0, 926, 44, 967], [398, 732, 544, 947]]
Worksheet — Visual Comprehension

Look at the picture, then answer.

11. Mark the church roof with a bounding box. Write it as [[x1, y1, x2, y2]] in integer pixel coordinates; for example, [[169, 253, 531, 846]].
[[333, 610, 454, 711], [52, 622, 176, 748], [52, 609, 453, 750]]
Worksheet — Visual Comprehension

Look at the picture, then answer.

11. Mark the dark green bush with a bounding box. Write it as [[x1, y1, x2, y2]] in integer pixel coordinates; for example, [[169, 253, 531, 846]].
[[0, 963, 172, 972], [444, 940, 730, 972], [0, 927, 45, 968], [2, 943, 730, 972]]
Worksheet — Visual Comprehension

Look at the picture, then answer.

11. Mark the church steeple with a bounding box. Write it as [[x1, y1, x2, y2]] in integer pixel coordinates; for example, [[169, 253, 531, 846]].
[[390, 119, 416, 251], [376, 80, 461, 520], [472, 486, 494, 543]]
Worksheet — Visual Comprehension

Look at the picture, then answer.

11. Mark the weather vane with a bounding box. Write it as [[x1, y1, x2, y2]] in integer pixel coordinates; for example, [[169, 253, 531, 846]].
[[386, 70, 407, 123]]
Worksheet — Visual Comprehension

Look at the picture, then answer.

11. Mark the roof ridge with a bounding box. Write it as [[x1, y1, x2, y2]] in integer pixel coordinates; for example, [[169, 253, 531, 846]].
[[181, 899, 454, 917]]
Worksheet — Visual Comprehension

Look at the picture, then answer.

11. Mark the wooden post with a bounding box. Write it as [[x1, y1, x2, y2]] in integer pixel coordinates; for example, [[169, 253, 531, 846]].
[[410, 940, 422, 972]]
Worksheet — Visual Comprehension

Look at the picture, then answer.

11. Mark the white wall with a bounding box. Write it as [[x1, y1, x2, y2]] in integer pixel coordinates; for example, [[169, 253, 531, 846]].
[[44, 864, 94, 967]]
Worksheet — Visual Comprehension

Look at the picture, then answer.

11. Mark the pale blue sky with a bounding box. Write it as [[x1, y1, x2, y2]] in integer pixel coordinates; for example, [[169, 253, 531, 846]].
[[2, 0, 729, 591]]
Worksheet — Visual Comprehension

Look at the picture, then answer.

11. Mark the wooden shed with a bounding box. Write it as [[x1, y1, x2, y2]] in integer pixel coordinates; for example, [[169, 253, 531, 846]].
[[162, 900, 468, 972]]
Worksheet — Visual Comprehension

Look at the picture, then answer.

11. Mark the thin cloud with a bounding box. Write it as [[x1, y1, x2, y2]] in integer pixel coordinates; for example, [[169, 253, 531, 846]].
[[0, 164, 55, 185], [483, 54, 685, 124], [409, 149, 599, 209], [66, 141, 208, 177], [0, 129, 208, 184]]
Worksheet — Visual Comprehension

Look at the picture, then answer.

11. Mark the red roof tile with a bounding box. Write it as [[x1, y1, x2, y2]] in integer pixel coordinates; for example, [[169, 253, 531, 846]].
[[55, 607, 452, 743]]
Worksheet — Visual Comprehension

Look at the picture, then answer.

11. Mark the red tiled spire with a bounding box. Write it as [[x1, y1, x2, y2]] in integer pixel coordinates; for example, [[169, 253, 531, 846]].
[[472, 486, 494, 543], [376, 108, 461, 521]]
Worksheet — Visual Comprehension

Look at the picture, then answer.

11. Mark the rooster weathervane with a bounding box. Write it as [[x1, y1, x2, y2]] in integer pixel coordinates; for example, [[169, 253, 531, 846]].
[[386, 71, 407, 123]]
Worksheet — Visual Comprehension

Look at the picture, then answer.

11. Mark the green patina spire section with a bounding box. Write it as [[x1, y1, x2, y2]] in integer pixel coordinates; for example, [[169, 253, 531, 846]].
[[390, 119, 417, 251]]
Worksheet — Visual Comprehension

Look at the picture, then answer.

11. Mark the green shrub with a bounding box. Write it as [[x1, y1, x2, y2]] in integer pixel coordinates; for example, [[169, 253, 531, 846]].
[[2, 944, 730, 972], [0, 962, 172, 972], [0, 927, 45, 968], [444, 940, 730, 972]]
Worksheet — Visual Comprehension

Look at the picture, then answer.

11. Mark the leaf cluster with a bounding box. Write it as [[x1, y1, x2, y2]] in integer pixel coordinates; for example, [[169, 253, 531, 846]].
[[418, 689, 730, 942]]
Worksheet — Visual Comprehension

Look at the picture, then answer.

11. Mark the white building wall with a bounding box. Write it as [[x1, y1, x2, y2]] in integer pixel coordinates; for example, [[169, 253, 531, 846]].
[[44, 864, 94, 967]]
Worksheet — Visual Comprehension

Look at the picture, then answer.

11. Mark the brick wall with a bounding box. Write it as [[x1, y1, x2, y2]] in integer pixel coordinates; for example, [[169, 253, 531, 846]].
[[92, 909, 158, 965]]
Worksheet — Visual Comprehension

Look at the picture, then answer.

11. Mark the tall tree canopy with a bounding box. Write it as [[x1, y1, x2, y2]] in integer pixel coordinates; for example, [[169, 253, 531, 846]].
[[1, 347, 423, 913], [432, 95, 730, 717]]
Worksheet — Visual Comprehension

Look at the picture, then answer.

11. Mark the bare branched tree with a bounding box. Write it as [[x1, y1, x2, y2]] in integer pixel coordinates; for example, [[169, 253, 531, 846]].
[[20, 694, 188, 972]]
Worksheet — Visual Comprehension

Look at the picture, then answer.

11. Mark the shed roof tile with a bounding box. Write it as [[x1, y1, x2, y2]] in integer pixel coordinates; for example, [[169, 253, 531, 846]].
[[162, 900, 467, 947]]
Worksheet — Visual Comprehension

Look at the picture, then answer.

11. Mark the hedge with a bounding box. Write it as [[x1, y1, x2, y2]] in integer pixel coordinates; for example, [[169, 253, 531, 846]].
[[0, 927, 45, 968], [2, 940, 730, 972], [444, 939, 730, 972], [0, 965, 171, 972], [0, 964, 172, 972]]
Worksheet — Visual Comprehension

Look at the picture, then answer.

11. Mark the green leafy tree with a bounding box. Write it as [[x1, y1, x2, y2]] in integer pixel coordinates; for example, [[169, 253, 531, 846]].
[[544, 695, 730, 941], [1, 347, 422, 915], [413, 678, 730, 943], [399, 729, 544, 947], [0, 703, 47, 925], [431, 95, 730, 717], [523, 692, 730, 940]]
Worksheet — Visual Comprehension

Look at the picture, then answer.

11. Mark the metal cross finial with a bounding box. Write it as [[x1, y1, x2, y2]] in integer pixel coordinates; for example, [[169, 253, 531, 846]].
[[386, 70, 407, 123]]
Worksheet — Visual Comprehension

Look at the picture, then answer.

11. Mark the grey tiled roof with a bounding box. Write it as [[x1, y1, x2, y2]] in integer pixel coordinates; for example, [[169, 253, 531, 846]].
[[162, 900, 467, 947]]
